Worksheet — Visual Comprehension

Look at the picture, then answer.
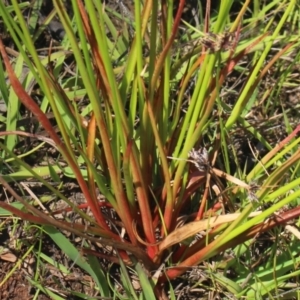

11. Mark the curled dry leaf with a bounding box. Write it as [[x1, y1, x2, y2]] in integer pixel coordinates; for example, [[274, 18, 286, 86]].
[[158, 212, 261, 253]]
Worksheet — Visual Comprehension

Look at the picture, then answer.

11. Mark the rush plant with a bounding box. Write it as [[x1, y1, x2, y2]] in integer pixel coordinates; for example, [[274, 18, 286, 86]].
[[0, 0, 300, 299]]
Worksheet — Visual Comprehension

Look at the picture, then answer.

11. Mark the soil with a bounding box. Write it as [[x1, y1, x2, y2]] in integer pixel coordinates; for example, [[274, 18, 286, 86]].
[[0, 217, 97, 300]]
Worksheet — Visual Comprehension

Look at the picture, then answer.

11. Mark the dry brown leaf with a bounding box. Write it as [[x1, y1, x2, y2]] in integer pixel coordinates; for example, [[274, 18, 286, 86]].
[[0, 252, 17, 263], [158, 212, 261, 252]]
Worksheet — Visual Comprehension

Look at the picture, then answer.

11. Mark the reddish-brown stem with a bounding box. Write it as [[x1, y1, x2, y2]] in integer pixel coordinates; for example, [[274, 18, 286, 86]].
[[0, 37, 103, 226]]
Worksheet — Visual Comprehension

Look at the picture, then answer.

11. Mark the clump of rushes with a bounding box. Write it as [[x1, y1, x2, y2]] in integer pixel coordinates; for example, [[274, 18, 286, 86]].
[[0, 0, 300, 299]]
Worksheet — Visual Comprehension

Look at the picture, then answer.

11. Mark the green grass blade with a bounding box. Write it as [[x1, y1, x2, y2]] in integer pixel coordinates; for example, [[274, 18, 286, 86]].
[[135, 262, 156, 300], [42, 225, 110, 297]]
